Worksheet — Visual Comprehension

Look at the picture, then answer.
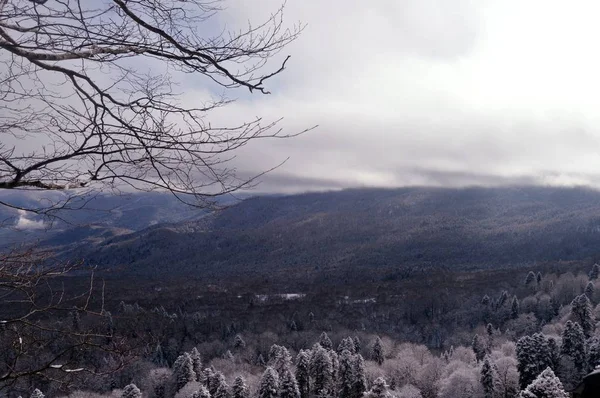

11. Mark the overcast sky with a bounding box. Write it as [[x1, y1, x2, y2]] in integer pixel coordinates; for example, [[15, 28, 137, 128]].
[[181, 0, 600, 193]]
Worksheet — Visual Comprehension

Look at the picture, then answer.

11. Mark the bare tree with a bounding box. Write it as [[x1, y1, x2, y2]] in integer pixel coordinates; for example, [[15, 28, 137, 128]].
[[0, 0, 308, 214]]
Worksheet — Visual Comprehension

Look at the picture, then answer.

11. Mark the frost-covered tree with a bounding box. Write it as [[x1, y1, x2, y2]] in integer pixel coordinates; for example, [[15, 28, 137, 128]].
[[495, 356, 520, 398], [232, 376, 249, 398], [30, 389, 44, 398], [153, 344, 168, 367], [296, 350, 310, 398], [525, 271, 536, 286], [352, 354, 367, 398], [319, 332, 333, 351], [438, 368, 481, 398], [310, 344, 334, 397], [536, 272, 542, 285], [585, 282, 595, 301], [498, 291, 509, 308], [190, 348, 203, 382], [517, 333, 553, 389], [338, 337, 356, 354], [570, 294, 595, 337], [269, 344, 293, 377], [353, 336, 361, 354], [122, 384, 142, 398], [511, 296, 520, 319], [280, 367, 300, 398], [196, 386, 211, 398], [590, 263, 600, 280], [173, 353, 197, 391], [234, 334, 246, 349], [214, 380, 230, 398], [472, 334, 487, 362], [481, 356, 495, 398], [482, 295, 491, 306], [364, 377, 392, 398], [209, 371, 227, 397], [561, 321, 586, 372], [519, 367, 568, 398], [396, 385, 422, 398], [259, 367, 280, 398], [338, 350, 355, 398], [372, 337, 384, 365], [587, 336, 600, 371]]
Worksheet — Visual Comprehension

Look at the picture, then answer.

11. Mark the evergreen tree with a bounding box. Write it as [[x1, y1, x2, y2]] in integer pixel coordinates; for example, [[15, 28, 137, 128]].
[[338, 350, 355, 398], [296, 350, 310, 398], [498, 291, 509, 308], [214, 380, 230, 398], [525, 271, 536, 286], [516, 333, 553, 389], [353, 336, 361, 354], [173, 353, 196, 391], [319, 332, 333, 351], [338, 337, 356, 354], [310, 344, 334, 397], [364, 377, 392, 398], [234, 334, 246, 349], [280, 367, 300, 398], [511, 296, 520, 319], [536, 272, 542, 285], [196, 386, 211, 398], [30, 390, 44, 398], [547, 337, 561, 371], [232, 376, 249, 398], [480, 356, 495, 398], [209, 371, 227, 397], [561, 321, 586, 372], [122, 384, 142, 398], [352, 354, 367, 398], [519, 367, 568, 398], [256, 354, 266, 367], [590, 263, 600, 280], [372, 337, 384, 365], [481, 295, 491, 306], [587, 336, 600, 371], [472, 334, 486, 362], [570, 294, 595, 337], [269, 344, 293, 377], [585, 282, 595, 301], [152, 343, 168, 367], [190, 348, 203, 381], [258, 367, 280, 398]]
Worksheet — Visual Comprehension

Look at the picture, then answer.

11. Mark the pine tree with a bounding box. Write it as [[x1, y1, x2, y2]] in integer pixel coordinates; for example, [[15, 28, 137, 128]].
[[319, 332, 333, 351], [352, 354, 367, 398], [209, 371, 227, 397], [472, 334, 486, 362], [258, 367, 280, 398], [536, 272, 542, 285], [481, 295, 491, 306], [338, 349, 355, 398], [353, 336, 361, 354], [585, 282, 595, 301], [214, 380, 230, 398], [498, 291, 509, 308], [511, 296, 520, 319], [190, 348, 203, 381], [519, 367, 568, 398], [173, 353, 196, 391], [590, 263, 600, 280], [122, 384, 142, 398], [296, 350, 310, 398], [279, 367, 300, 398], [372, 337, 384, 365], [152, 343, 168, 367], [587, 336, 600, 371], [268, 344, 293, 377], [232, 376, 249, 398], [30, 389, 44, 398], [561, 321, 586, 372], [196, 386, 211, 398], [234, 334, 246, 349], [310, 343, 333, 397], [338, 337, 356, 354], [570, 294, 595, 337], [547, 337, 561, 371], [525, 271, 536, 286], [480, 356, 495, 398], [364, 377, 392, 398], [516, 334, 553, 389]]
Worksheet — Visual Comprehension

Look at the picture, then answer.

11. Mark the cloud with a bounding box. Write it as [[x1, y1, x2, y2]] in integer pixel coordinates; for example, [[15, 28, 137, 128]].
[[179, 0, 600, 193], [15, 210, 45, 230]]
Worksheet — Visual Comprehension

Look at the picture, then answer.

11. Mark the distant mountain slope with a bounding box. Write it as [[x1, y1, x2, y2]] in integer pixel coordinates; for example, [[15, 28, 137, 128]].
[[61, 186, 600, 282]]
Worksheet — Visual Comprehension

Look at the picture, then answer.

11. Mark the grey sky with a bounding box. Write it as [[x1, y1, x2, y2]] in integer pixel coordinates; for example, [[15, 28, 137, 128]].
[[184, 0, 600, 193]]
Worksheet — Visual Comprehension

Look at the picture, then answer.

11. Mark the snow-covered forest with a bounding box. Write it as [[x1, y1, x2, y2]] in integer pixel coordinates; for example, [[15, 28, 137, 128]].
[[6, 263, 600, 398]]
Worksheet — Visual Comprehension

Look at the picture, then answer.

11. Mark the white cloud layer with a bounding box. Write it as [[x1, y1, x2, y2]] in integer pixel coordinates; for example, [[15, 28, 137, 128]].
[[188, 0, 600, 192]]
